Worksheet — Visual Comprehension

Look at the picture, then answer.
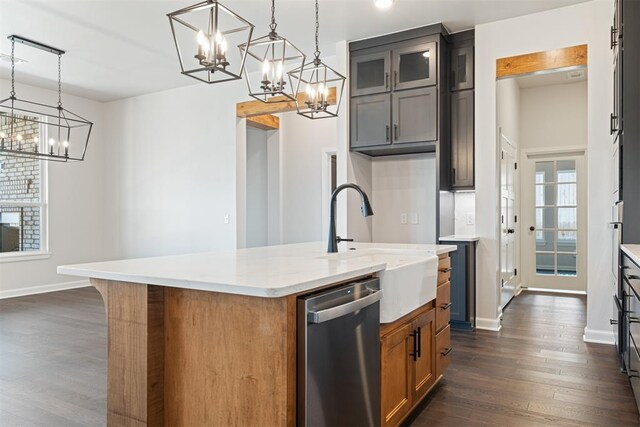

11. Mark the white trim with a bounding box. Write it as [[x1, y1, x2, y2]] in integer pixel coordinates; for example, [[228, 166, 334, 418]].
[[523, 287, 587, 295], [321, 148, 337, 239], [0, 251, 51, 263], [521, 145, 587, 157], [476, 316, 502, 331], [0, 279, 90, 299], [583, 327, 615, 345]]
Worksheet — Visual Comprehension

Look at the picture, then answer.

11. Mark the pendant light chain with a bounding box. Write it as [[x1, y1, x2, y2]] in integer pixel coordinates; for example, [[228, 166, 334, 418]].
[[10, 38, 16, 98], [269, 0, 277, 33], [313, 0, 320, 61], [57, 54, 63, 109]]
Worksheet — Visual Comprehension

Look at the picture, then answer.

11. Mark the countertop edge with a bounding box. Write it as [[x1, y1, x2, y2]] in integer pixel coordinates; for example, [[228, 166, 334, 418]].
[[622, 244, 640, 267], [438, 235, 480, 242]]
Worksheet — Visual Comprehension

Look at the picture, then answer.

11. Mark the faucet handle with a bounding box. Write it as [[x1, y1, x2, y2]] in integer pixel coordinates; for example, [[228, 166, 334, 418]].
[[336, 236, 354, 243]]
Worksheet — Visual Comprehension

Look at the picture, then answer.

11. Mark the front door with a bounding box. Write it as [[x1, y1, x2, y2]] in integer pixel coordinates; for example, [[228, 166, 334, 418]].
[[523, 153, 586, 292], [500, 133, 517, 310]]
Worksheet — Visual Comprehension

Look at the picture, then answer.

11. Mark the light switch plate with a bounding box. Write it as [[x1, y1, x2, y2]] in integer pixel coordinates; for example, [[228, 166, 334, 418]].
[[465, 213, 475, 225], [224, 214, 230, 224], [400, 213, 408, 224], [410, 213, 419, 224]]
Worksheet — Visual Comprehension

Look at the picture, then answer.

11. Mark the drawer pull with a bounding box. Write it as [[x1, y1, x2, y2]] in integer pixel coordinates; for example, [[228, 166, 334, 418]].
[[611, 319, 619, 325], [629, 275, 640, 281], [440, 302, 452, 310], [441, 347, 452, 357], [439, 268, 451, 273], [630, 317, 640, 324]]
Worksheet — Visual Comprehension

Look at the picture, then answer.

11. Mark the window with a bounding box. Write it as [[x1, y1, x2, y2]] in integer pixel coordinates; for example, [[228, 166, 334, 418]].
[[0, 113, 48, 258]]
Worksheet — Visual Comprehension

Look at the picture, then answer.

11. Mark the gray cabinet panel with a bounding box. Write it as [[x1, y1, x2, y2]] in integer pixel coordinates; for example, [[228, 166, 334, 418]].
[[451, 91, 474, 188], [392, 42, 437, 90], [350, 93, 391, 148], [392, 87, 437, 144], [350, 51, 391, 97], [451, 46, 474, 91]]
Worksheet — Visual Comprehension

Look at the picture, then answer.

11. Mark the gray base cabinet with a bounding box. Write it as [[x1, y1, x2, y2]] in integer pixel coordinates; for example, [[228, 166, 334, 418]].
[[438, 239, 477, 330]]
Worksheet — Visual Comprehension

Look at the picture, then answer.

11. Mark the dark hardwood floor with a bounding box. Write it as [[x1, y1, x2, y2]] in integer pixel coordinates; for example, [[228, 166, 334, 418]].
[[0, 288, 637, 426], [408, 291, 639, 426]]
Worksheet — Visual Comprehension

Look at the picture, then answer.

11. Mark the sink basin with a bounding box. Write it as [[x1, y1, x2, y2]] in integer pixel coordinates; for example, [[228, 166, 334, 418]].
[[319, 249, 439, 323]]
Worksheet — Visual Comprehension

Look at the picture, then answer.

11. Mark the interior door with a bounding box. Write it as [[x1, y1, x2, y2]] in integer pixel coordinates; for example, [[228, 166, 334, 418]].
[[523, 153, 587, 292], [500, 133, 517, 310]]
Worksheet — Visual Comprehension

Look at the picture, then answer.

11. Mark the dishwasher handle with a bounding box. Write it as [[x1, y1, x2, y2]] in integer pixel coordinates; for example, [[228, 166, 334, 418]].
[[307, 288, 382, 324]]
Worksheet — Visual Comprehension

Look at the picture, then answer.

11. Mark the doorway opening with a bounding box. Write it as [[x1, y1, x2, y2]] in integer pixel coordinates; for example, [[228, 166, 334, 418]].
[[495, 45, 588, 315]]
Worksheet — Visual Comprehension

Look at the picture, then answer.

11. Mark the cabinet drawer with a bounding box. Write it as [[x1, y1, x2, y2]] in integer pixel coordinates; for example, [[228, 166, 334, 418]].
[[628, 334, 640, 410], [435, 325, 452, 379], [438, 257, 451, 285], [436, 282, 451, 333]]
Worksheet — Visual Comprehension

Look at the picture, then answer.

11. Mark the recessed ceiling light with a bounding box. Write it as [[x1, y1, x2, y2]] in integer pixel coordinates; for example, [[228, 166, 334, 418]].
[[374, 0, 394, 9], [0, 53, 27, 65]]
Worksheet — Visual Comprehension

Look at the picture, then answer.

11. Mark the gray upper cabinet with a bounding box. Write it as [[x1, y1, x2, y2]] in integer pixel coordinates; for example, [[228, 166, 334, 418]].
[[351, 94, 392, 148], [451, 46, 474, 91], [351, 51, 391, 97], [451, 91, 474, 188], [392, 42, 437, 91], [392, 87, 437, 144]]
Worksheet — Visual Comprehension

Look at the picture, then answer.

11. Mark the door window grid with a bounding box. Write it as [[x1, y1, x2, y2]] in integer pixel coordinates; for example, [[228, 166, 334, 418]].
[[534, 160, 577, 277]]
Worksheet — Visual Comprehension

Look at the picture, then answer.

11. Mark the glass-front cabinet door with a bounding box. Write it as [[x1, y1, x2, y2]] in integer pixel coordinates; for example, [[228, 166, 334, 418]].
[[392, 42, 437, 91], [350, 51, 391, 97]]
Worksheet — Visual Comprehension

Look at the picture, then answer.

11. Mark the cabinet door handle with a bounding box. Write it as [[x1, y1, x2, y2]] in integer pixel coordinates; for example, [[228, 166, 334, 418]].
[[394, 70, 398, 88], [440, 302, 452, 310], [441, 347, 453, 356], [386, 125, 390, 141], [452, 167, 456, 184], [385, 72, 389, 90], [611, 26, 618, 49], [394, 124, 399, 140], [611, 318, 619, 325], [416, 326, 422, 358], [409, 329, 418, 361], [439, 267, 451, 273], [611, 113, 618, 135]]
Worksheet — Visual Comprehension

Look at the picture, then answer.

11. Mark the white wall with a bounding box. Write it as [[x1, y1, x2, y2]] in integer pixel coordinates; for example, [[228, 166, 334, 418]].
[[371, 154, 437, 243], [454, 192, 476, 235], [520, 81, 588, 149], [475, 0, 613, 339], [279, 112, 338, 244], [246, 127, 268, 248], [497, 78, 521, 145], [103, 80, 246, 258], [0, 79, 108, 297]]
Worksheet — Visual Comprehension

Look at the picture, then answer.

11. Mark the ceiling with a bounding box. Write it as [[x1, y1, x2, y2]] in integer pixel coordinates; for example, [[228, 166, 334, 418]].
[[516, 67, 588, 88], [0, 0, 591, 102]]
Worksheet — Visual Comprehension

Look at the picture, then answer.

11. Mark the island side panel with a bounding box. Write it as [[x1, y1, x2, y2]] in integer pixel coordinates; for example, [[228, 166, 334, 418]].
[[163, 287, 297, 427], [91, 279, 165, 427]]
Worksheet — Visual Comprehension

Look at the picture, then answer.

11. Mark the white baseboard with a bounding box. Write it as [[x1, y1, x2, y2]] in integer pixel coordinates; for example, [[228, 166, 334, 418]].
[[0, 280, 91, 299], [476, 316, 502, 331], [583, 327, 615, 345]]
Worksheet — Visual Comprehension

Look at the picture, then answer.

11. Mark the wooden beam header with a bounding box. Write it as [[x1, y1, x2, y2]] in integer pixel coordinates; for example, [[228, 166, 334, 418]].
[[246, 114, 280, 131], [236, 87, 337, 118], [496, 44, 587, 79]]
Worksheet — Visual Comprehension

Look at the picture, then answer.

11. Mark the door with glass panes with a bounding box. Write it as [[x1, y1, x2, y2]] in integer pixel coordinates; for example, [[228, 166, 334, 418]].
[[523, 153, 586, 292]]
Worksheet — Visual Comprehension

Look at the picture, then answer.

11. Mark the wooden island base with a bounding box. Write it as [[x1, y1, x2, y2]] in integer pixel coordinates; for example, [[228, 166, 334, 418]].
[[92, 279, 297, 426]]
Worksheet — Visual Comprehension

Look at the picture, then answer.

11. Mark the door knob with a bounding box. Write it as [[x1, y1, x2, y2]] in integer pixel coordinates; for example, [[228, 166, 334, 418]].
[[507, 229, 515, 234], [529, 226, 535, 231]]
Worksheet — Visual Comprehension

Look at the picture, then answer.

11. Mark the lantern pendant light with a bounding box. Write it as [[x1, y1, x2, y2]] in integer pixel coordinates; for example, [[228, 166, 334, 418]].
[[287, 0, 346, 119], [167, 0, 255, 84], [239, 0, 306, 103], [0, 35, 93, 162]]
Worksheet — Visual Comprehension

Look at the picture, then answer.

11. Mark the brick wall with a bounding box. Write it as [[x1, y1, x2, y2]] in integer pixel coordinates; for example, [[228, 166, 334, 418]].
[[0, 115, 41, 252]]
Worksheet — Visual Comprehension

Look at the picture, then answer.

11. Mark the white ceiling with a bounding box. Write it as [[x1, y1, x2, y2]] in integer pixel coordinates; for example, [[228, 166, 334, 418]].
[[0, 0, 591, 102]]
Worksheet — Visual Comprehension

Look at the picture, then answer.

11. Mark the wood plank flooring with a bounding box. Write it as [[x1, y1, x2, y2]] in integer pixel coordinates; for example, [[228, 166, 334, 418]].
[[0, 288, 637, 426], [408, 291, 639, 426]]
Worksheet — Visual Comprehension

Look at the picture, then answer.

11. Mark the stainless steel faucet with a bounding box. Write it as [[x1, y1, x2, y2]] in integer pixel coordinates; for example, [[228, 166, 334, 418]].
[[327, 183, 374, 253]]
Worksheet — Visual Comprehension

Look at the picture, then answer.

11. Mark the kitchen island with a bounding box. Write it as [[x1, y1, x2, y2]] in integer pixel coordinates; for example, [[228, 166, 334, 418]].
[[58, 242, 455, 426]]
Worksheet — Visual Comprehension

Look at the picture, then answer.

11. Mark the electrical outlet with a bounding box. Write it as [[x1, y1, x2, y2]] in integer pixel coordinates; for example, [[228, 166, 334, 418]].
[[400, 213, 408, 224], [224, 214, 230, 224], [410, 213, 419, 224], [465, 213, 475, 225]]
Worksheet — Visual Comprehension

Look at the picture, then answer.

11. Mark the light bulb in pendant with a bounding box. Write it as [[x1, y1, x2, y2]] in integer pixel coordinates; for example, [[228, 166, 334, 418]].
[[275, 61, 283, 81], [16, 134, 23, 142], [63, 140, 69, 157], [215, 30, 223, 45], [220, 39, 228, 55], [263, 59, 271, 80]]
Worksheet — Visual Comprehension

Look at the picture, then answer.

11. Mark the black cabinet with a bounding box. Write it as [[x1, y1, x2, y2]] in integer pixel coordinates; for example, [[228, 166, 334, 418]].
[[438, 239, 477, 330], [350, 51, 391, 97], [622, 251, 640, 412], [349, 25, 446, 158], [392, 87, 437, 144], [350, 94, 391, 148], [451, 91, 474, 188], [450, 46, 473, 91]]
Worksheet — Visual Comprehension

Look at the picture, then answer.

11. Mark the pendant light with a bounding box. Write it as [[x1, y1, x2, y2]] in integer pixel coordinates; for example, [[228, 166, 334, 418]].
[[167, 0, 255, 84], [287, 0, 346, 119], [0, 36, 93, 162], [239, 0, 306, 103]]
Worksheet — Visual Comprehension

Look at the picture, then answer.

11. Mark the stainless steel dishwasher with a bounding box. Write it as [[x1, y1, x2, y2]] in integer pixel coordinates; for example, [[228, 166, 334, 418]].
[[297, 278, 381, 427]]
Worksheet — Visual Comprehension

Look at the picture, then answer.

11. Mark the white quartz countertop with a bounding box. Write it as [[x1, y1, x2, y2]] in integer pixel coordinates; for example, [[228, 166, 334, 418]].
[[439, 235, 480, 242], [58, 241, 456, 298], [622, 244, 640, 267]]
